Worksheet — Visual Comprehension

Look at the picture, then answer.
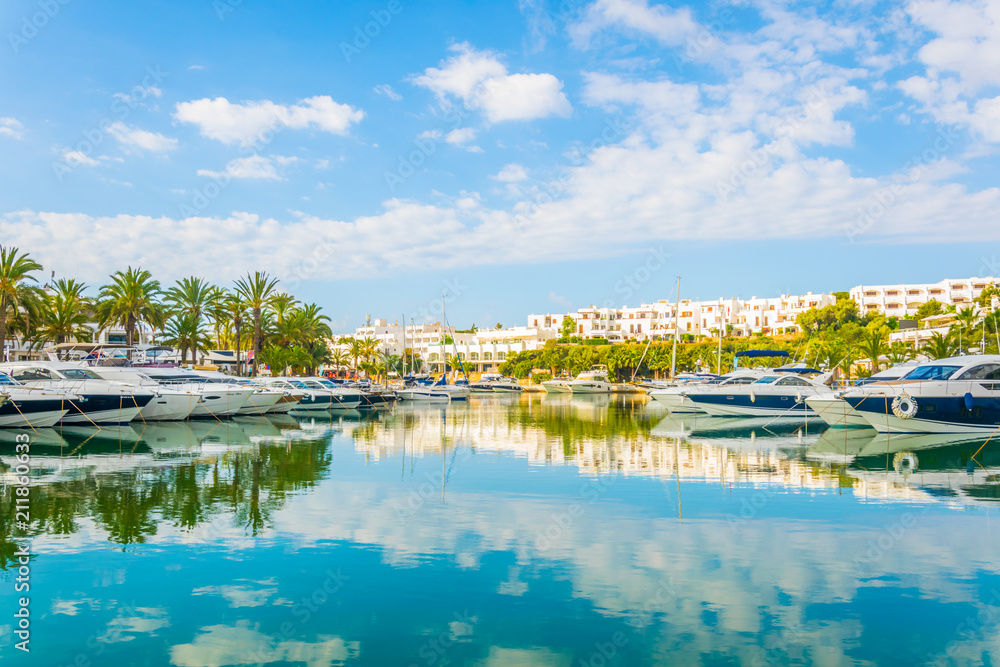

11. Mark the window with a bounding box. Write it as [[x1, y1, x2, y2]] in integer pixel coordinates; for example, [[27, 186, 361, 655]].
[[429, 353, 439, 362], [721, 377, 755, 385], [470, 353, 479, 361], [903, 365, 962, 381], [484, 352, 492, 360], [12, 368, 54, 381], [955, 364, 1000, 380], [498, 352, 505, 360], [753, 376, 780, 384], [62, 369, 102, 380], [776, 377, 809, 386]]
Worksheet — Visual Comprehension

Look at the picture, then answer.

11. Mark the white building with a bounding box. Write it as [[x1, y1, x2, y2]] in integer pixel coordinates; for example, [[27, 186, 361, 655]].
[[527, 292, 833, 342], [850, 277, 996, 318], [337, 319, 557, 374]]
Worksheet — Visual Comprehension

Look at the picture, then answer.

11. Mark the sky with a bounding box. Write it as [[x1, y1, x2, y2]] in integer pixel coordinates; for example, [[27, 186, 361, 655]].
[[1, 0, 999, 332]]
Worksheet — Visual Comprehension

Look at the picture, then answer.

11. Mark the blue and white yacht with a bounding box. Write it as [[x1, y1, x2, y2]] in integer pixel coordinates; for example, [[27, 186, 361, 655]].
[[841, 355, 1000, 433]]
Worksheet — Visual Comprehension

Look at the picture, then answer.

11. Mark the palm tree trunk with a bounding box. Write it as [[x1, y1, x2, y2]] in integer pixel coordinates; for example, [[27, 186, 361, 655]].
[[235, 327, 242, 377], [0, 302, 8, 361], [252, 308, 262, 376]]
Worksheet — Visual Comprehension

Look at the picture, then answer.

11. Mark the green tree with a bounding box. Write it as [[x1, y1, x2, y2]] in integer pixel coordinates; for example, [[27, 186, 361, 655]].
[[560, 316, 576, 339], [234, 272, 280, 376], [858, 325, 890, 373], [921, 331, 958, 360], [0, 247, 43, 356], [915, 300, 944, 322], [96, 267, 163, 347], [161, 313, 212, 365], [36, 281, 94, 356]]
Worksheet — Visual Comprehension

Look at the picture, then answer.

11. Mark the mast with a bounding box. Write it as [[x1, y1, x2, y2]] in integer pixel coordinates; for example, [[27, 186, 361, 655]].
[[717, 299, 725, 375], [670, 276, 681, 379], [402, 313, 408, 380]]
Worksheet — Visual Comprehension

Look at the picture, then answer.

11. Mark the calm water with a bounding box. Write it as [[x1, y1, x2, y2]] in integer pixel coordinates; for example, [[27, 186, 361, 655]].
[[1, 394, 999, 666]]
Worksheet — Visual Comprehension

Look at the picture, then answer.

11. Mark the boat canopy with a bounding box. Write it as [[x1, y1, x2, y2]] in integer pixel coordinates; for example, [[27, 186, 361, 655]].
[[734, 350, 789, 358]]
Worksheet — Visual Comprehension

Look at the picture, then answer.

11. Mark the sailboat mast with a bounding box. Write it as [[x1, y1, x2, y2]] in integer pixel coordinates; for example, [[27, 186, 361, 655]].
[[670, 276, 681, 379], [717, 299, 724, 375]]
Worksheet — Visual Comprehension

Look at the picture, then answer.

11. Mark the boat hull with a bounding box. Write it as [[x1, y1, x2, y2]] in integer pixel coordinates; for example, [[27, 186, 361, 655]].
[[804, 395, 870, 428]]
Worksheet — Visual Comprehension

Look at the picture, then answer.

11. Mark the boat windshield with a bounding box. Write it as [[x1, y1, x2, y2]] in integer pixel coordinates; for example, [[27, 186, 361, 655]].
[[289, 380, 310, 389], [753, 376, 781, 384], [60, 368, 103, 380], [316, 379, 338, 388], [902, 365, 962, 381], [0, 374, 19, 385]]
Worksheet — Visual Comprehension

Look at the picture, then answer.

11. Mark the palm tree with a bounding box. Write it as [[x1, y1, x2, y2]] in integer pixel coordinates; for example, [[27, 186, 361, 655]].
[[218, 291, 249, 375], [36, 289, 93, 357], [161, 313, 212, 365], [0, 247, 43, 358], [328, 349, 348, 377], [951, 306, 979, 353], [921, 331, 958, 360], [165, 277, 217, 321], [234, 272, 280, 376], [885, 341, 915, 366], [96, 267, 163, 347], [859, 326, 890, 373]]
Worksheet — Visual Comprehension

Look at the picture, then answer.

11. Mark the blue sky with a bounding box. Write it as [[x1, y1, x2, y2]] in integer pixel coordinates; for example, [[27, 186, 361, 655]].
[[2, 0, 999, 331]]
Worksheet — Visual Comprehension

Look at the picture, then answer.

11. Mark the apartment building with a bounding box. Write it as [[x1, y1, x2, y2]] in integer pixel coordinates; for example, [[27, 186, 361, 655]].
[[849, 277, 996, 318]]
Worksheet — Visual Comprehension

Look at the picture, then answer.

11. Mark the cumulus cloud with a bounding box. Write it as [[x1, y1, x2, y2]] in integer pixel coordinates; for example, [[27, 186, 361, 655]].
[[898, 0, 1000, 142], [174, 96, 364, 146], [107, 122, 177, 152], [412, 43, 571, 123], [0, 117, 24, 139]]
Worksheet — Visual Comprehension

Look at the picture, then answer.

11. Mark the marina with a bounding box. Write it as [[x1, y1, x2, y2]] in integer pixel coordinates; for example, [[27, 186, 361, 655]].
[[2, 393, 999, 665]]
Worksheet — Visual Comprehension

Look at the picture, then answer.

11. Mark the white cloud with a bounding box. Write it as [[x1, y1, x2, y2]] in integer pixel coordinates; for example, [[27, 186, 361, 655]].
[[174, 96, 364, 146], [197, 155, 294, 181], [187, 65, 205, 70], [0, 117, 24, 139], [492, 163, 529, 182], [373, 83, 402, 101], [898, 0, 1000, 142], [61, 150, 99, 167], [570, 0, 699, 48], [412, 43, 572, 123], [107, 122, 177, 152], [445, 127, 477, 145]]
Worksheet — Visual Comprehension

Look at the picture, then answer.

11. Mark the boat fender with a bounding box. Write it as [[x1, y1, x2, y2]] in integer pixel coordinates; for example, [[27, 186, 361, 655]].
[[965, 392, 975, 411], [891, 392, 918, 419], [749, 390, 756, 403], [893, 451, 918, 475], [794, 391, 802, 403]]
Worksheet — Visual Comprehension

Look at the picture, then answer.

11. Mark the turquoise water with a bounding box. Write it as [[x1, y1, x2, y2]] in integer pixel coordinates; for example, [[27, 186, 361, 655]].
[[1, 394, 999, 666]]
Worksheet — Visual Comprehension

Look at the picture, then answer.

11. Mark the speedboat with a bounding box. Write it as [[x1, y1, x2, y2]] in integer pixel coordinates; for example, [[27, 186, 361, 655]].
[[841, 355, 1000, 434], [297, 377, 364, 409], [0, 361, 154, 425], [469, 373, 523, 393], [649, 370, 767, 413], [135, 367, 251, 417], [0, 375, 73, 428], [803, 365, 915, 429], [395, 384, 451, 402], [88, 367, 200, 421], [541, 375, 574, 393], [684, 372, 832, 418], [256, 377, 340, 411], [568, 365, 612, 394], [189, 371, 285, 415]]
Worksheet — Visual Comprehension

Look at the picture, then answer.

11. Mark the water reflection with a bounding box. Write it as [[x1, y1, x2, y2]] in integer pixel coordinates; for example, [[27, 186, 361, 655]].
[[1, 396, 998, 665]]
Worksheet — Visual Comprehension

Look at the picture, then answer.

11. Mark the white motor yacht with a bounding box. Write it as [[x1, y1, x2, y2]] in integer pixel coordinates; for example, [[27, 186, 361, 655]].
[[0, 374, 74, 428], [469, 373, 523, 393], [257, 378, 338, 411], [568, 366, 613, 394], [841, 355, 1000, 433], [0, 361, 155, 425], [189, 371, 285, 415], [541, 376, 573, 393], [395, 385, 451, 402], [137, 367, 251, 417], [88, 367, 199, 421], [684, 372, 832, 418]]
